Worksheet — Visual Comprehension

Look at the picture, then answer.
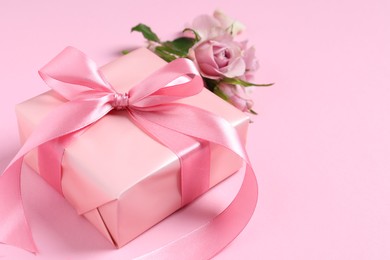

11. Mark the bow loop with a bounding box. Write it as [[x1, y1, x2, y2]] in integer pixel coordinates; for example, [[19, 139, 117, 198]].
[[39, 47, 116, 101], [128, 58, 204, 108], [39, 48, 203, 111]]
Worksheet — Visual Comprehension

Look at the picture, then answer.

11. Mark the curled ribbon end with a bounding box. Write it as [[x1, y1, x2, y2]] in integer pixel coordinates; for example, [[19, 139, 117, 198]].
[[0, 159, 39, 254], [0, 225, 38, 254], [21, 240, 38, 254], [21, 229, 38, 254]]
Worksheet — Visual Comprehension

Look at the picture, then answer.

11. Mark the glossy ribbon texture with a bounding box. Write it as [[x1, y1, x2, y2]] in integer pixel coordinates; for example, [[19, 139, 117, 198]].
[[0, 47, 258, 259]]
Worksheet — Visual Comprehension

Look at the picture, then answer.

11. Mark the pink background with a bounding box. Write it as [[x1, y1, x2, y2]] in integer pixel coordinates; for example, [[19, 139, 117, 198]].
[[1, 0, 389, 259]]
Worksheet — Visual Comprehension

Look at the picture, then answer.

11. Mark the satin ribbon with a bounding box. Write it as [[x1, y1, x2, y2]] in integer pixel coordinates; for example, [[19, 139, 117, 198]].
[[0, 47, 258, 259]]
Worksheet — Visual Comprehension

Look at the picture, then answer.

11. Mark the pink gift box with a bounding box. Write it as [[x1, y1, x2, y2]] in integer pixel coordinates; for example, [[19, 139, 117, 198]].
[[15, 48, 249, 247]]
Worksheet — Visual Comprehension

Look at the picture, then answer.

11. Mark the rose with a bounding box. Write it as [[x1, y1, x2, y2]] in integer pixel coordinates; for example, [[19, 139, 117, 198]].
[[188, 14, 224, 40], [193, 35, 246, 79], [218, 83, 254, 112], [188, 10, 246, 41], [242, 45, 259, 81], [213, 9, 245, 36], [243, 45, 259, 72]]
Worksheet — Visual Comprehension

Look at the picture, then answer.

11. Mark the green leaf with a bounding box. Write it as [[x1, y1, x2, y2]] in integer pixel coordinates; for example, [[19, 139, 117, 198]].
[[154, 46, 177, 62], [249, 109, 258, 115], [203, 78, 218, 92], [213, 86, 229, 101], [121, 50, 130, 55], [162, 37, 197, 57], [183, 28, 201, 42], [131, 23, 161, 43], [222, 77, 274, 87]]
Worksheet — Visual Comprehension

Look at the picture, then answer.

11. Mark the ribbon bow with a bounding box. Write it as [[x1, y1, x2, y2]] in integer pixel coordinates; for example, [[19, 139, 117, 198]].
[[0, 47, 258, 259]]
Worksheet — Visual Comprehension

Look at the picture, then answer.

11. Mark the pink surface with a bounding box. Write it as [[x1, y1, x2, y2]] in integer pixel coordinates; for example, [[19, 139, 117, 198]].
[[0, 0, 389, 259]]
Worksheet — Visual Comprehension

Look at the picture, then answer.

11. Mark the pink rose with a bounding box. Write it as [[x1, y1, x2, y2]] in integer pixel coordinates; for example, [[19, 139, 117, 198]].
[[241, 44, 259, 81], [193, 36, 246, 79], [243, 45, 259, 72], [188, 10, 246, 41], [188, 14, 225, 40], [218, 83, 254, 112], [213, 9, 246, 36]]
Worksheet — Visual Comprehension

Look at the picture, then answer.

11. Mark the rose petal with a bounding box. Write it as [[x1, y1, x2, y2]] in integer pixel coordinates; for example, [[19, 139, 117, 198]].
[[191, 14, 224, 40], [213, 9, 246, 36], [194, 41, 219, 69], [243, 46, 259, 71], [230, 85, 254, 111], [222, 58, 246, 78], [218, 83, 253, 111], [213, 47, 230, 67], [197, 63, 222, 79]]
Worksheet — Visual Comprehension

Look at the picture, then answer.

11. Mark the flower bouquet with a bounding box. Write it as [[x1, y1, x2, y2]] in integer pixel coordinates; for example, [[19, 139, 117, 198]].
[[125, 10, 273, 114]]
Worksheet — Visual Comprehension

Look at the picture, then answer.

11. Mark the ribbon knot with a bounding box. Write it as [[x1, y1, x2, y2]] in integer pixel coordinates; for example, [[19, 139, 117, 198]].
[[112, 92, 130, 110]]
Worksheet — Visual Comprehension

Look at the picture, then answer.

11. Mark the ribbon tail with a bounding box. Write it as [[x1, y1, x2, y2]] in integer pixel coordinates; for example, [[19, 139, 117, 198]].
[[137, 164, 258, 260], [132, 105, 257, 259], [130, 111, 211, 206], [0, 96, 113, 253], [0, 159, 37, 253]]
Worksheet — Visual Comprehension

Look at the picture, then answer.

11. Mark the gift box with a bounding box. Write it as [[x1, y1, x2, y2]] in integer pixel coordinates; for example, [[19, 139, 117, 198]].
[[15, 48, 250, 247]]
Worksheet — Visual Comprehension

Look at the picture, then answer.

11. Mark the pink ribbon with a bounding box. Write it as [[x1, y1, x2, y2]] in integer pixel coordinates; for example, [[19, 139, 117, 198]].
[[0, 47, 258, 259]]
